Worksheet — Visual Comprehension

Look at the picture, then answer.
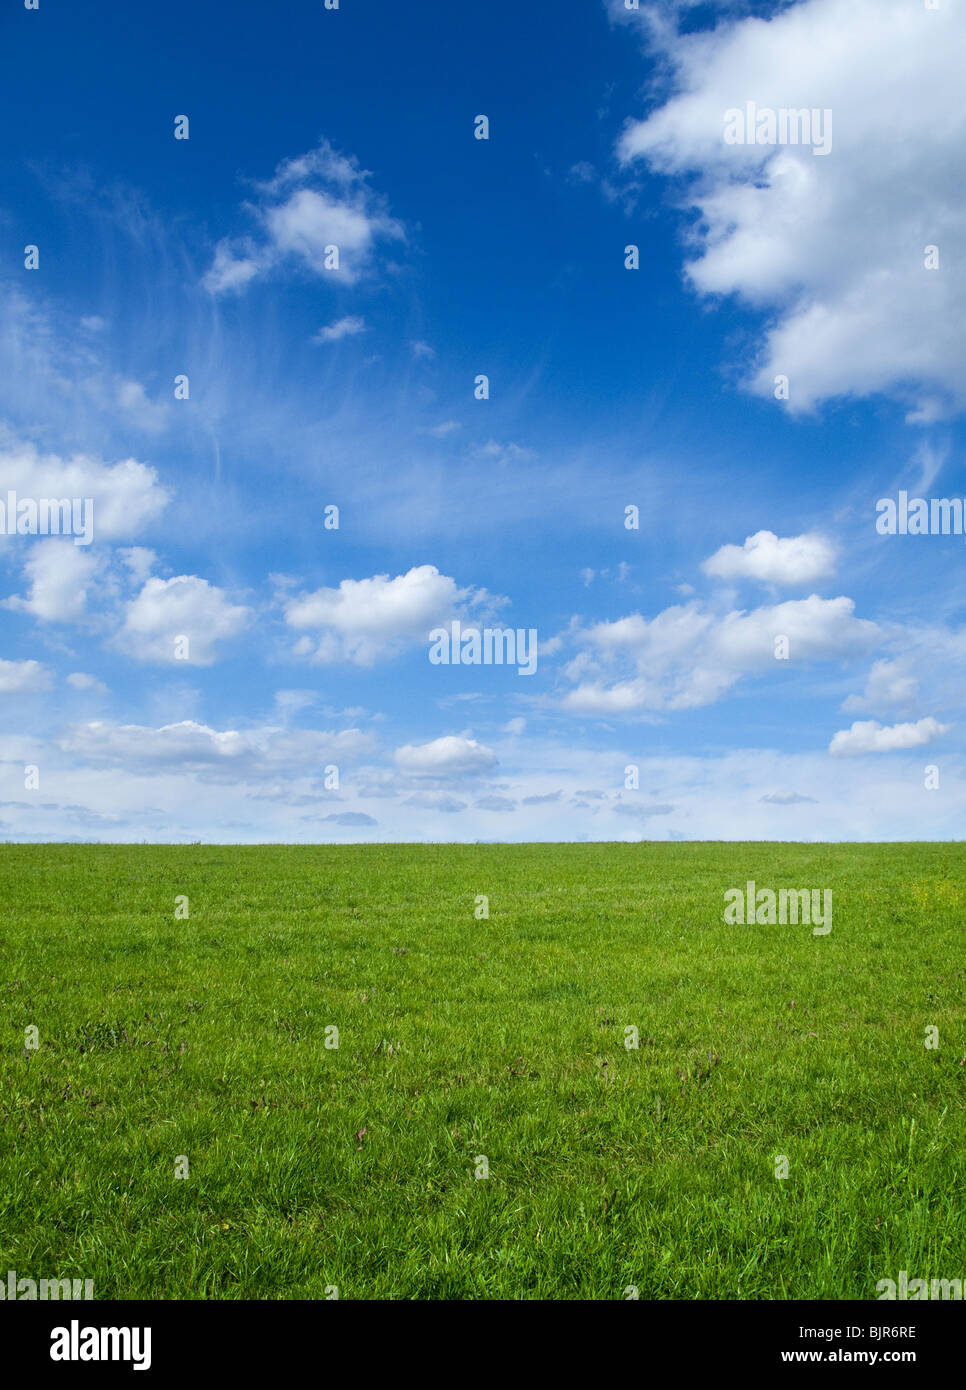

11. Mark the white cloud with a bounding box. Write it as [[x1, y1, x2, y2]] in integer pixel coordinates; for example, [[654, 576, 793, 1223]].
[[0, 294, 174, 441], [284, 564, 489, 666], [616, 0, 966, 418], [59, 718, 374, 778], [394, 736, 498, 779], [117, 547, 157, 586], [829, 716, 949, 757], [470, 440, 533, 465], [313, 315, 366, 344], [265, 190, 375, 269], [3, 542, 100, 623], [202, 240, 261, 294], [842, 658, 919, 716], [0, 658, 52, 693], [12, 723, 966, 841], [0, 440, 169, 541], [703, 530, 835, 586], [273, 689, 318, 718], [117, 575, 250, 664], [67, 672, 109, 694], [569, 161, 597, 184], [113, 378, 167, 432], [204, 140, 404, 293], [563, 594, 878, 713]]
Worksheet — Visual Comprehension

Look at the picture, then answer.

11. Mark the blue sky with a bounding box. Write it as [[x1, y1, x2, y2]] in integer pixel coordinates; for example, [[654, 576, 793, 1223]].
[[2, 0, 964, 841]]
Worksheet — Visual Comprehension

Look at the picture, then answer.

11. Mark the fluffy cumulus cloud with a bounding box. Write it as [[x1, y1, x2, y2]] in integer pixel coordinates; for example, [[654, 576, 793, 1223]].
[[616, 0, 966, 419], [284, 564, 492, 666], [394, 736, 498, 779], [204, 140, 404, 293], [3, 542, 100, 623], [0, 657, 52, 693], [829, 717, 949, 757], [842, 658, 919, 716], [703, 530, 835, 586], [117, 576, 250, 664], [563, 594, 878, 714], [0, 440, 169, 540]]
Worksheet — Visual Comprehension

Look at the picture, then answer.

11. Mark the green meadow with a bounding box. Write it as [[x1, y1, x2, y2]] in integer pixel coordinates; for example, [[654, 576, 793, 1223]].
[[0, 842, 963, 1300]]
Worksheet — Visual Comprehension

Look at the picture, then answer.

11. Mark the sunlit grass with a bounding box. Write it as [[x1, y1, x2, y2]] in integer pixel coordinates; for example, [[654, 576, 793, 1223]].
[[1, 842, 963, 1299]]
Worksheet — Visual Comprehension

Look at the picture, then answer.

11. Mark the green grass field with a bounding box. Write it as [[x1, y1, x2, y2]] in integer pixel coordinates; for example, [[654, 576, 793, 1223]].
[[1, 842, 964, 1300]]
